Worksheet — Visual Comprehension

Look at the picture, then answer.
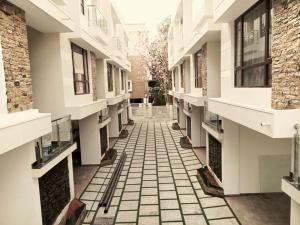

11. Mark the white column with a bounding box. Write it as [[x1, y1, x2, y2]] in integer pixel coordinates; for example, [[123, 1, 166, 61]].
[[79, 113, 101, 165], [108, 105, 120, 138], [191, 106, 206, 147]]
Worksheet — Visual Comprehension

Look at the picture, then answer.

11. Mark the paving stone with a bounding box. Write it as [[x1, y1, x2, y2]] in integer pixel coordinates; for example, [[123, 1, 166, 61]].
[[161, 210, 182, 222], [179, 195, 198, 204], [184, 215, 207, 225], [139, 204, 159, 216], [160, 199, 180, 209], [143, 181, 158, 187], [209, 218, 239, 225], [125, 184, 141, 192], [140, 195, 159, 204], [138, 216, 160, 225], [142, 187, 158, 195], [116, 211, 137, 223], [200, 197, 226, 208], [160, 191, 177, 199], [181, 204, 202, 215], [119, 201, 139, 210], [159, 183, 176, 191], [122, 192, 140, 201]]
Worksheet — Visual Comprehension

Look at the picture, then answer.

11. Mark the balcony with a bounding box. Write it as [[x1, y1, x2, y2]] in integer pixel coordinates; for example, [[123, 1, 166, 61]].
[[0, 109, 51, 156], [208, 98, 300, 138], [98, 108, 111, 128], [87, 4, 109, 44], [33, 116, 73, 164], [9, 0, 75, 33]]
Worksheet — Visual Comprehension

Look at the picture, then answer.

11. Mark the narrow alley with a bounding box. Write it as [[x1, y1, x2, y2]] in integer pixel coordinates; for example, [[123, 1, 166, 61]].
[[79, 106, 240, 225]]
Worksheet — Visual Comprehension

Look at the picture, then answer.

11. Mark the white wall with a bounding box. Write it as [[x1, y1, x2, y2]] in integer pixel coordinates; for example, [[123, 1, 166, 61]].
[[222, 118, 291, 194], [207, 42, 221, 98], [191, 106, 206, 147], [108, 105, 120, 137], [28, 28, 66, 118], [96, 59, 106, 99], [79, 113, 102, 165], [178, 100, 186, 128], [184, 58, 191, 93], [0, 142, 43, 225]]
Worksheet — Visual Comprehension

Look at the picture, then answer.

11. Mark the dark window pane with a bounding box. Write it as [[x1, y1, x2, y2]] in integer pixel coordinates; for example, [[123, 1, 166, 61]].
[[107, 63, 113, 92], [195, 50, 203, 88], [243, 1, 266, 66], [180, 63, 184, 88], [243, 65, 266, 87], [235, 20, 242, 67], [235, 70, 242, 87]]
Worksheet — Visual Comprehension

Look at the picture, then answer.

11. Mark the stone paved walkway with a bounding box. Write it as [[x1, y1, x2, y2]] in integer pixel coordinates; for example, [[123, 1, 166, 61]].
[[80, 121, 240, 225]]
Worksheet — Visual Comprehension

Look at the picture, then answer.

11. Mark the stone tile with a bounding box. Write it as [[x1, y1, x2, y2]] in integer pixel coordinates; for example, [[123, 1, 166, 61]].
[[160, 191, 177, 199], [125, 184, 141, 192], [140, 195, 158, 205], [143, 175, 157, 181], [111, 197, 121, 206], [160, 199, 180, 209], [174, 174, 189, 180], [83, 211, 95, 223], [209, 218, 239, 225], [143, 181, 158, 187], [139, 205, 159, 216], [81, 191, 97, 200], [86, 184, 101, 192], [181, 204, 202, 215], [95, 206, 117, 219], [138, 216, 160, 225], [179, 195, 198, 204], [116, 211, 137, 223], [184, 215, 207, 225], [122, 192, 140, 200], [200, 197, 226, 208], [195, 190, 211, 199], [159, 177, 174, 184], [144, 170, 157, 175], [127, 178, 142, 185], [142, 187, 158, 195], [128, 173, 142, 178], [161, 210, 182, 222], [162, 223, 184, 225], [177, 186, 194, 194], [119, 200, 139, 210], [175, 179, 191, 187], [159, 183, 176, 191], [204, 206, 234, 220]]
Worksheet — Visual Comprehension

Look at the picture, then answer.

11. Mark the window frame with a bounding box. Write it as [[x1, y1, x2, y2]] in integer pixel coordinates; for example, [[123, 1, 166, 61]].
[[234, 0, 272, 88], [80, 0, 85, 15], [194, 49, 203, 88], [107, 63, 114, 92], [180, 62, 184, 88], [71, 43, 90, 95]]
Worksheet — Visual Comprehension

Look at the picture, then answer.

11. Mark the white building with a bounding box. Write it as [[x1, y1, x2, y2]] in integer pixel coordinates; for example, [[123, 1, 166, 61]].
[[168, 0, 300, 224], [0, 0, 131, 224]]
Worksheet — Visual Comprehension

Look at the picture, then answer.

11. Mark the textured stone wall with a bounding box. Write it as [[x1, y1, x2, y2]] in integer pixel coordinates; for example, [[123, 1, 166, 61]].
[[200, 43, 208, 96], [0, 1, 33, 112], [208, 134, 222, 181], [90, 52, 97, 101], [272, 0, 300, 109], [39, 158, 70, 225]]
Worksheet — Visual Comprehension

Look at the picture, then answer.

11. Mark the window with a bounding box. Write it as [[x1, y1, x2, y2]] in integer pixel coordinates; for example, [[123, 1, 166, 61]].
[[235, 0, 273, 87], [107, 63, 113, 92], [194, 49, 203, 88], [180, 62, 184, 88], [80, 0, 85, 15], [121, 70, 125, 91], [71, 43, 89, 95], [173, 69, 176, 88]]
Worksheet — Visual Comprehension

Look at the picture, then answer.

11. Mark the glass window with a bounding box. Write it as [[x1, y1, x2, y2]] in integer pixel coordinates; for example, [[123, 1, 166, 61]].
[[180, 62, 184, 88], [121, 70, 125, 91], [80, 0, 85, 15], [107, 63, 113, 92], [235, 0, 272, 87], [195, 50, 203, 88], [71, 43, 89, 95]]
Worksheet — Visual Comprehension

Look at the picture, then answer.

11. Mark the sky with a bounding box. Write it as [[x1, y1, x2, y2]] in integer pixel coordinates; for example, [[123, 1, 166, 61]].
[[114, 0, 177, 37]]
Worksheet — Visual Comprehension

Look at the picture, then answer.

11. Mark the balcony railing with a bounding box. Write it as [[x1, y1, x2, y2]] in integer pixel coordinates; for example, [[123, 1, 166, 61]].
[[204, 101, 222, 133], [87, 4, 108, 34], [99, 108, 110, 123], [34, 115, 73, 167]]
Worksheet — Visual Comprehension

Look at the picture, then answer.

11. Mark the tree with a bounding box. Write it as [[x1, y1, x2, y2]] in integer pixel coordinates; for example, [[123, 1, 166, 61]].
[[137, 17, 172, 105]]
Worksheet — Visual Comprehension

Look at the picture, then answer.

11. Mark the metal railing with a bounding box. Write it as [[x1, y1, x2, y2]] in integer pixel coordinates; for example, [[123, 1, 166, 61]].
[[35, 115, 73, 165], [204, 101, 222, 133], [87, 4, 108, 34]]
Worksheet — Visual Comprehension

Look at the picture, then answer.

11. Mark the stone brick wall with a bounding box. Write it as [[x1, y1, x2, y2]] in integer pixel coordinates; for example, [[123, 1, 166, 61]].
[[200, 43, 208, 96], [208, 134, 222, 181], [90, 52, 97, 101], [128, 55, 147, 99], [0, 1, 33, 112], [39, 158, 70, 225], [272, 0, 300, 109]]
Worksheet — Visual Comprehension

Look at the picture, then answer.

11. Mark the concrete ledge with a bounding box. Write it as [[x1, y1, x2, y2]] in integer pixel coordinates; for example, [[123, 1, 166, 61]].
[[107, 95, 124, 106], [32, 143, 77, 178], [184, 94, 206, 107], [208, 98, 300, 138], [282, 178, 300, 205], [0, 109, 51, 156], [202, 122, 222, 142], [67, 99, 107, 120]]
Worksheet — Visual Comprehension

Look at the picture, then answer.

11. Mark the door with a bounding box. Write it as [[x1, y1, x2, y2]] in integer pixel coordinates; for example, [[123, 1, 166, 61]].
[[100, 126, 108, 156], [187, 116, 191, 139]]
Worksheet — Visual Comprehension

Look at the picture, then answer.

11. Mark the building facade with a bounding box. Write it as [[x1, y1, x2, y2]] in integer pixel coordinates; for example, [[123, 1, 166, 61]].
[[168, 0, 300, 224], [0, 0, 131, 224]]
